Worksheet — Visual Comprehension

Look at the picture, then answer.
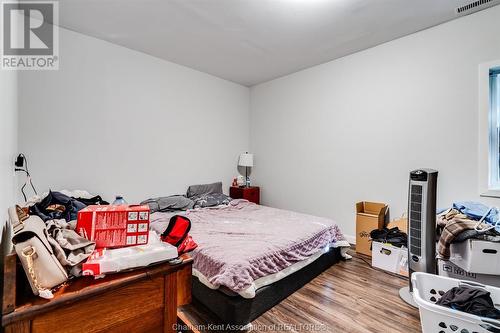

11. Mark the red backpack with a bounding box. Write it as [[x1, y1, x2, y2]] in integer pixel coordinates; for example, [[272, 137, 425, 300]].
[[160, 215, 197, 254]]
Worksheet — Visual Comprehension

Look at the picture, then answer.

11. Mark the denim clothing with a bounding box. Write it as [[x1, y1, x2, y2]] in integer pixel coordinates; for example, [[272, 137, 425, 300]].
[[30, 190, 87, 222], [453, 201, 500, 232]]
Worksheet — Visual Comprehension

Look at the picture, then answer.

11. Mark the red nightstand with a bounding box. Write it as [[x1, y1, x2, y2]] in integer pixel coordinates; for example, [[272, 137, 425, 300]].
[[230, 186, 260, 204]]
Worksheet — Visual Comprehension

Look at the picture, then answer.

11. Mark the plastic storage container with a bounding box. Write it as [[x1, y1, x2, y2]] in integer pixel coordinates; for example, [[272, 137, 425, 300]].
[[450, 239, 500, 275], [437, 259, 500, 288], [371, 242, 403, 274], [412, 272, 500, 333]]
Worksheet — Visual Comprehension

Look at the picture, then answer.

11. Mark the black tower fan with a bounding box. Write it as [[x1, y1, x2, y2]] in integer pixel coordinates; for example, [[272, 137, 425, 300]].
[[400, 168, 438, 307]]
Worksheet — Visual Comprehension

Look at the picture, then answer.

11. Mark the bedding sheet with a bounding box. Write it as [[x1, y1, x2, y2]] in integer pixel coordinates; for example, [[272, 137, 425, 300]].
[[149, 199, 347, 296], [192, 246, 328, 298]]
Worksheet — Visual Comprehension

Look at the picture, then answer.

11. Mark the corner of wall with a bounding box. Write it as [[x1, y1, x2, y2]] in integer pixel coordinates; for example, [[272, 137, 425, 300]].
[[0, 69, 18, 267]]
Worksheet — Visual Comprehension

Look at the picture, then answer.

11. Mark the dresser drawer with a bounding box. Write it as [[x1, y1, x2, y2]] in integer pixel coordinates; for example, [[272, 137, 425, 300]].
[[32, 277, 165, 333]]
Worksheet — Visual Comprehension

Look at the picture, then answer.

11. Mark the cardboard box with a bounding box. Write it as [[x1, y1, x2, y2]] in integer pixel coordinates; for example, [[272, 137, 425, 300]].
[[387, 215, 407, 232], [437, 259, 500, 288], [450, 239, 500, 275], [77, 205, 150, 248], [356, 201, 387, 256]]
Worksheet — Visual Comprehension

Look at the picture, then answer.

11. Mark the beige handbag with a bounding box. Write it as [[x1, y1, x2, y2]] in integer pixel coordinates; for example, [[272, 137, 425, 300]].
[[9, 206, 68, 299]]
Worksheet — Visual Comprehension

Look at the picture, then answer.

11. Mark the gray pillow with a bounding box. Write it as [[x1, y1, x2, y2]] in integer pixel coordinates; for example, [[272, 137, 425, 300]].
[[192, 193, 231, 208], [187, 182, 223, 198], [141, 195, 194, 213]]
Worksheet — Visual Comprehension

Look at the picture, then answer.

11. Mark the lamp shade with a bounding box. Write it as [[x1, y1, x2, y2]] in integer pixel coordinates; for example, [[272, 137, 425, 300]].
[[238, 153, 254, 167]]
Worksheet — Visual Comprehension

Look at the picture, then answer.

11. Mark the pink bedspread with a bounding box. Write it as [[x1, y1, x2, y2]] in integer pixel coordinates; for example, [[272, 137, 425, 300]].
[[150, 199, 345, 293]]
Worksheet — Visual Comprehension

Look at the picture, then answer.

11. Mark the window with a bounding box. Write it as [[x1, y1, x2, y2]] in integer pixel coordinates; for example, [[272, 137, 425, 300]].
[[489, 68, 500, 190], [480, 61, 500, 197]]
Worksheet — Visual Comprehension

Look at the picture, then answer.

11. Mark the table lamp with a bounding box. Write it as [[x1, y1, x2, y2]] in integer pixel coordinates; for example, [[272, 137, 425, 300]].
[[238, 152, 254, 187]]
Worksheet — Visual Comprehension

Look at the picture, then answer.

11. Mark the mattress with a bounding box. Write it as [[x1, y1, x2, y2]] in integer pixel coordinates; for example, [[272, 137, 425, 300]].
[[150, 199, 348, 296], [192, 245, 328, 298], [192, 247, 343, 326]]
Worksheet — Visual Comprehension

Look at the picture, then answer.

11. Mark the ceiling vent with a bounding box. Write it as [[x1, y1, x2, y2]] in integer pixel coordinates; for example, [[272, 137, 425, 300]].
[[456, 0, 500, 15]]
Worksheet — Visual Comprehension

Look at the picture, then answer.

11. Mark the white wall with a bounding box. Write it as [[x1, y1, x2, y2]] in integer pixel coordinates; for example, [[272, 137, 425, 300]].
[[0, 70, 17, 251], [18, 27, 249, 203], [250, 5, 500, 241], [16, 6, 500, 241]]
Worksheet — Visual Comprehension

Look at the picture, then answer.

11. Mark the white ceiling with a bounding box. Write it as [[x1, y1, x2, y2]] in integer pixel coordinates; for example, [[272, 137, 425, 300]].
[[55, 0, 499, 86]]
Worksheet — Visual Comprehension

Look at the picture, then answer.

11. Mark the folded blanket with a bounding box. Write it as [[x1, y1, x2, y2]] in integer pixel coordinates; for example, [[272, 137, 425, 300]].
[[437, 218, 478, 259]]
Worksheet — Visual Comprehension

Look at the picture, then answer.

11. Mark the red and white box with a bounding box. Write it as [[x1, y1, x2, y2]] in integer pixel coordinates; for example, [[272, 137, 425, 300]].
[[77, 205, 150, 248]]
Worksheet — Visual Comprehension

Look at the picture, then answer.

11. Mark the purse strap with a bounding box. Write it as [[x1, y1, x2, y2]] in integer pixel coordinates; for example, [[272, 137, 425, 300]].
[[9, 206, 27, 233], [21, 246, 53, 299], [10, 205, 57, 299]]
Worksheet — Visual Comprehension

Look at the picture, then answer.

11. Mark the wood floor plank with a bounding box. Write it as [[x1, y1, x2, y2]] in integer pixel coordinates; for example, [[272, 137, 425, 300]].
[[179, 250, 422, 332], [252, 251, 421, 333]]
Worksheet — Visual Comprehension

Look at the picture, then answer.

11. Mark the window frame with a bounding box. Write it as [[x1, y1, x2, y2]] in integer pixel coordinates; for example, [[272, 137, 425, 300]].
[[489, 69, 500, 189], [479, 61, 500, 198]]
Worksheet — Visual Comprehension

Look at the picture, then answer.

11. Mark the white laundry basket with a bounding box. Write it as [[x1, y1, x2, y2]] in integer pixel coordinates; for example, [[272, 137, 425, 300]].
[[412, 272, 500, 333]]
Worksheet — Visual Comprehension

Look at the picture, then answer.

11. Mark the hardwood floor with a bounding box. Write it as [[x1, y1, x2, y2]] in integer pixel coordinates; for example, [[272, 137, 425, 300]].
[[178, 250, 422, 333]]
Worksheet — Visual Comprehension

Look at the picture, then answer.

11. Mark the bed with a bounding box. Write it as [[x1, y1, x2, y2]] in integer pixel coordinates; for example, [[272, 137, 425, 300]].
[[149, 199, 349, 327]]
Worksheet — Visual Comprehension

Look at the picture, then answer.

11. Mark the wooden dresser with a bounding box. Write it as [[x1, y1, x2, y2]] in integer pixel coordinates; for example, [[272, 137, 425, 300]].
[[2, 253, 193, 333]]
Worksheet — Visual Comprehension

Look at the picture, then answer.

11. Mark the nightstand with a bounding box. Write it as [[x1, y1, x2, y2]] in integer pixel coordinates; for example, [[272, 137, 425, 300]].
[[230, 186, 260, 204]]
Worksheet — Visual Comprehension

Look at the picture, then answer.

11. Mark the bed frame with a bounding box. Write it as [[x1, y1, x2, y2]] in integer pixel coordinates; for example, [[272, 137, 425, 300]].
[[191, 247, 342, 327]]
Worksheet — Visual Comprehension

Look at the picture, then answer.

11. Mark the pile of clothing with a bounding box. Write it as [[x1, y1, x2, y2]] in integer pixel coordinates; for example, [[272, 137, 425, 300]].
[[437, 285, 500, 319], [370, 227, 408, 248], [437, 201, 500, 259], [18, 190, 108, 277]]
